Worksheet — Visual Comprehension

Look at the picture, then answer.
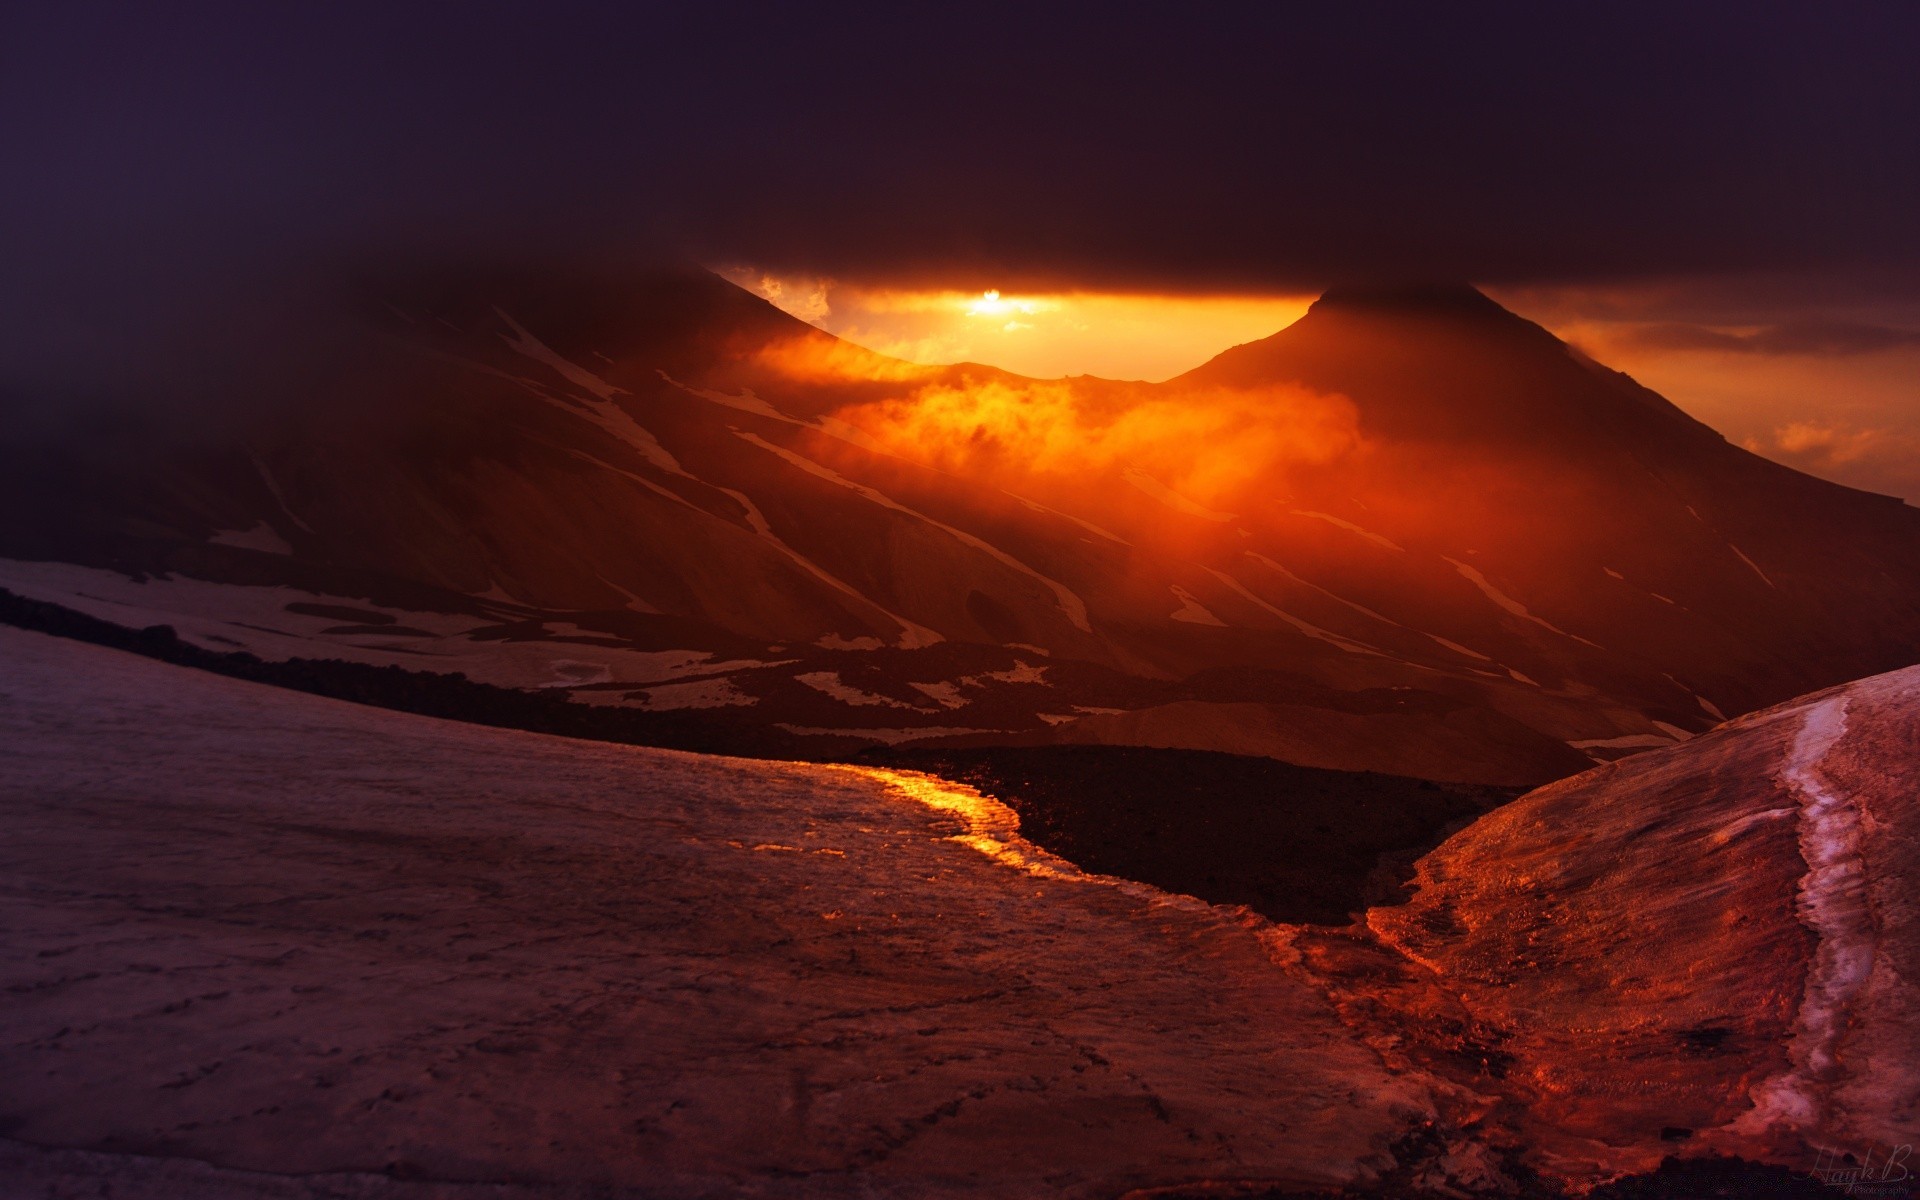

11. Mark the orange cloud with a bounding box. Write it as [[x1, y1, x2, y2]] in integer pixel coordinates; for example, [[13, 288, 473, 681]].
[[1770, 421, 1883, 463], [749, 333, 935, 384], [833, 374, 1362, 510], [1741, 422, 1920, 498]]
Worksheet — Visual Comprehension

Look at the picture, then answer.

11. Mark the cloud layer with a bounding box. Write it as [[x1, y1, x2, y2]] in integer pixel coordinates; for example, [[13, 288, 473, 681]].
[[5, 2, 1917, 493]]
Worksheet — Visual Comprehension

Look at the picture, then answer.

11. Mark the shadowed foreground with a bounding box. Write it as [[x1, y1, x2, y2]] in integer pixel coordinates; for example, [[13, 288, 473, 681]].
[[3, 626, 1912, 1197], [0, 627, 1434, 1198]]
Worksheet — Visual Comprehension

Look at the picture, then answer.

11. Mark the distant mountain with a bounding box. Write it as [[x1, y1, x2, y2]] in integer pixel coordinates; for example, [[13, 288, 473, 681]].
[[4, 267, 1917, 785]]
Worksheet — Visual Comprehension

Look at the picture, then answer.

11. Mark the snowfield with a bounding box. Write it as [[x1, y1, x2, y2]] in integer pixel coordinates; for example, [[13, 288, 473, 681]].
[[5, 625, 1914, 1196], [0, 627, 1433, 1198]]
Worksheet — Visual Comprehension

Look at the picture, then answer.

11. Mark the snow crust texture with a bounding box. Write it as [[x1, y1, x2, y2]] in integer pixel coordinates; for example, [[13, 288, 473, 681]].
[[4, 626, 1915, 1196], [0, 628, 1433, 1199]]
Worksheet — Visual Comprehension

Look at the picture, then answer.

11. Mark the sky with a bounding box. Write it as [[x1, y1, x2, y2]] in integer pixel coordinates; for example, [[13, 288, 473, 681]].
[[3, 2, 1917, 494]]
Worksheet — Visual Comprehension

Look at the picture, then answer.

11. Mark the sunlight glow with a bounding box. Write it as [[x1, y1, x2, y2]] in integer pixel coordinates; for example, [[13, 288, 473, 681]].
[[721, 269, 1312, 381]]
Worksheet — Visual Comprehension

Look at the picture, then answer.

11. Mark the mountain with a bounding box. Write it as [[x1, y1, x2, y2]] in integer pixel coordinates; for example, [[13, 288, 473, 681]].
[[3, 267, 1917, 786], [1183, 283, 1920, 707]]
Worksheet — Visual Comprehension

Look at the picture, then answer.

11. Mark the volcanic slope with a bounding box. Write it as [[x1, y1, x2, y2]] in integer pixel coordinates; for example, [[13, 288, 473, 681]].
[[5, 270, 1919, 785]]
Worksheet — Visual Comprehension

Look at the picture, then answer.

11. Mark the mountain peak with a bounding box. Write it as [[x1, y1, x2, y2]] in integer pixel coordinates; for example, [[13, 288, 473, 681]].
[[1310, 282, 1508, 321]]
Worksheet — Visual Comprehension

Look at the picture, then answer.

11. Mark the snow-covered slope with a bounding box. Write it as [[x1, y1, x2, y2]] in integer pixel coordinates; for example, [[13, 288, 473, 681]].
[[0, 626, 1438, 1198], [5, 625, 1913, 1195], [1357, 660, 1920, 1181]]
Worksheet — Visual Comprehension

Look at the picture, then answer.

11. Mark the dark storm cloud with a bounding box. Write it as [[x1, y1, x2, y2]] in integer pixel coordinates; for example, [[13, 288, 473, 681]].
[[4, 0, 1919, 398]]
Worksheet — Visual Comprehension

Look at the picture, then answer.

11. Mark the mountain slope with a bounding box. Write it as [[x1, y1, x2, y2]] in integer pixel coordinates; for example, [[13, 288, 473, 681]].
[[1339, 658, 1920, 1181], [3, 268, 1916, 785], [1181, 284, 1920, 709]]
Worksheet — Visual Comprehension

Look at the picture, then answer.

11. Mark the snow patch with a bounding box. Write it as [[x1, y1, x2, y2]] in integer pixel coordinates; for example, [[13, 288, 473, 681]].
[[1168, 585, 1227, 626], [979, 661, 1048, 686], [552, 393, 685, 476], [1729, 696, 1871, 1136], [1123, 468, 1236, 522], [1709, 806, 1797, 847], [1446, 558, 1603, 649], [1730, 544, 1778, 589], [795, 671, 928, 711], [737, 431, 1091, 632], [540, 660, 612, 688], [208, 522, 292, 555], [1566, 733, 1683, 752], [1007, 492, 1131, 544], [495, 309, 627, 402], [715, 484, 943, 650], [953, 662, 1050, 690], [659, 371, 789, 419], [247, 455, 315, 533], [908, 681, 968, 710], [1204, 567, 1383, 656], [1662, 675, 1730, 722], [1291, 510, 1404, 552], [0, 559, 742, 692], [1424, 633, 1492, 662], [812, 414, 887, 452], [1241, 553, 1410, 635]]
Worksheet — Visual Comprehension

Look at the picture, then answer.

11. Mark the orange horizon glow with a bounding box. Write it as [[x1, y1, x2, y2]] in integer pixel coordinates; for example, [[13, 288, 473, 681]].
[[1508, 313, 1920, 502], [727, 270, 1920, 504], [720, 268, 1314, 382], [733, 314, 1365, 519]]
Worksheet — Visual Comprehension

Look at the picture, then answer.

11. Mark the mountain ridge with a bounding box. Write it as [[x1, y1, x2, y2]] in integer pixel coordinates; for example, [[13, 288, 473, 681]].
[[2, 264, 1917, 787]]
